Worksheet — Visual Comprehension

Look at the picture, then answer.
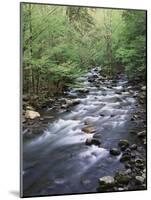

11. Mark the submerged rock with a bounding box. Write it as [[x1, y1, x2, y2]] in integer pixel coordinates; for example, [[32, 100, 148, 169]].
[[25, 110, 40, 119]]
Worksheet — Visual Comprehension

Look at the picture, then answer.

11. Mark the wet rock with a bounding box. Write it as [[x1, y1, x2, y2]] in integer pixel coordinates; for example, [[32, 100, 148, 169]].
[[82, 126, 96, 134], [61, 104, 68, 109], [65, 99, 81, 107], [125, 163, 132, 169], [135, 176, 145, 185], [84, 119, 93, 126], [22, 116, 26, 123], [76, 88, 89, 93], [131, 153, 136, 159], [130, 144, 137, 150], [25, 110, 40, 119], [93, 133, 102, 143], [141, 86, 146, 91], [43, 116, 54, 120], [115, 173, 131, 185], [85, 138, 101, 146], [115, 91, 122, 95], [118, 140, 129, 150], [120, 152, 131, 162], [137, 130, 146, 138], [99, 176, 115, 188], [26, 105, 34, 110], [122, 91, 130, 96], [110, 148, 120, 156], [135, 159, 145, 169]]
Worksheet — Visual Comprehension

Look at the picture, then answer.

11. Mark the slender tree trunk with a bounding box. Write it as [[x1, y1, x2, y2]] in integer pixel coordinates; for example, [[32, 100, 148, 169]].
[[29, 4, 35, 94]]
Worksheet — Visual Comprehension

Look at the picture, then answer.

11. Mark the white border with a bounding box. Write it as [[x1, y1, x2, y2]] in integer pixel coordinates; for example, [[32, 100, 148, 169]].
[[0, 0, 150, 199]]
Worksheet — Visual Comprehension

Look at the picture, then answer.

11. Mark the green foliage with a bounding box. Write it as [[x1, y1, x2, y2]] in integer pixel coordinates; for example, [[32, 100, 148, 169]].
[[22, 3, 146, 97], [115, 10, 146, 80]]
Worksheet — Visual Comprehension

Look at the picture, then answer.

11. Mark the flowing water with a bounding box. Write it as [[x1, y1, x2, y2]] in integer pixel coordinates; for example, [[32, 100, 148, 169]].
[[23, 68, 142, 197]]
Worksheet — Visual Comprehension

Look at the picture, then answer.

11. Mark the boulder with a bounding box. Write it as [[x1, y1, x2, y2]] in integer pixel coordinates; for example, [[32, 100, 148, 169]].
[[118, 139, 129, 150], [25, 110, 40, 119], [135, 176, 145, 185], [130, 144, 137, 150], [85, 138, 101, 146], [93, 133, 102, 143], [135, 159, 145, 169], [137, 130, 146, 138], [82, 126, 96, 134], [110, 148, 120, 156], [99, 176, 115, 188], [115, 174, 131, 185], [120, 152, 131, 162]]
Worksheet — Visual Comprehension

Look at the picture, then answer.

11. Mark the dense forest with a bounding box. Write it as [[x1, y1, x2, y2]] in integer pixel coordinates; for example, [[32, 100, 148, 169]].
[[22, 4, 146, 101]]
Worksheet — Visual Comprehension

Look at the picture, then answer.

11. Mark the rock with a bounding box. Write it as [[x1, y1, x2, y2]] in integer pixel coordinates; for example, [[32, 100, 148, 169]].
[[141, 86, 146, 91], [43, 116, 54, 120], [131, 153, 136, 159], [99, 176, 115, 188], [93, 133, 102, 143], [76, 88, 89, 93], [23, 94, 29, 101], [130, 144, 137, 150], [82, 126, 96, 134], [115, 91, 122, 95], [122, 92, 130, 95], [61, 104, 68, 109], [135, 159, 145, 169], [110, 148, 120, 156], [137, 130, 146, 138], [22, 116, 26, 123], [143, 138, 147, 145], [115, 173, 131, 185], [26, 105, 34, 110], [65, 99, 80, 107], [127, 86, 132, 90], [120, 153, 131, 162], [125, 163, 132, 169], [135, 176, 145, 185], [118, 140, 129, 150], [25, 110, 40, 119], [85, 138, 101, 146], [84, 119, 93, 126]]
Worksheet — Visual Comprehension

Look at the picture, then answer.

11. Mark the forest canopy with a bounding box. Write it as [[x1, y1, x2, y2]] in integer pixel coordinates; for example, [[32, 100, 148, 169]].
[[21, 3, 146, 97]]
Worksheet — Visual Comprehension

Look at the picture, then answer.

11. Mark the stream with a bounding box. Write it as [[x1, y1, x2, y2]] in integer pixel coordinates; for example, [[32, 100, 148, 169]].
[[22, 68, 145, 197]]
